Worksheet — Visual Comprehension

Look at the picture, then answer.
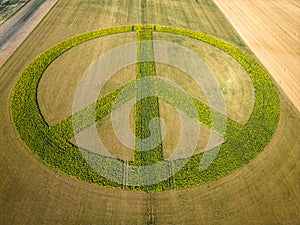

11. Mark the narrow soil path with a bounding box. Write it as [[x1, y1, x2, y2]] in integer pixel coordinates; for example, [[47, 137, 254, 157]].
[[0, 0, 58, 67]]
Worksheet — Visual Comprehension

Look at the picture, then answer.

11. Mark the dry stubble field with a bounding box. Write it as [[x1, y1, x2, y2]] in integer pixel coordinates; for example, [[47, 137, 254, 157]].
[[0, 0, 299, 224], [214, 0, 300, 112]]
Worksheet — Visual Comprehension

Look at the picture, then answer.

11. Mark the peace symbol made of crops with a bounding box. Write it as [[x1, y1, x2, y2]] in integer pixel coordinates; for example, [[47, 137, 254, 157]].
[[10, 24, 280, 192]]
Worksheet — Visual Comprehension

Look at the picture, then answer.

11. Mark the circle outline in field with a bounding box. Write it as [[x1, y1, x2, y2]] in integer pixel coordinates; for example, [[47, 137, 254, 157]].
[[10, 24, 280, 191]]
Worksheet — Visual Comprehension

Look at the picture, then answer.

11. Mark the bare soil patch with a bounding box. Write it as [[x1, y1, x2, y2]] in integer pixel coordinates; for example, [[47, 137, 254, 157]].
[[214, 0, 300, 112]]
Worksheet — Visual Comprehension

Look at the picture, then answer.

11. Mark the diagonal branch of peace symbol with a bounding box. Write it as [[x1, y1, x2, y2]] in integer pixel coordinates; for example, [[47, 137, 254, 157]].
[[49, 25, 239, 164]]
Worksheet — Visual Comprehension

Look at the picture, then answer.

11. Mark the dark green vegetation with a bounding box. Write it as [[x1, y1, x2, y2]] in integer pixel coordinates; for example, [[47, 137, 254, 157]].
[[10, 24, 280, 192], [0, 0, 31, 25]]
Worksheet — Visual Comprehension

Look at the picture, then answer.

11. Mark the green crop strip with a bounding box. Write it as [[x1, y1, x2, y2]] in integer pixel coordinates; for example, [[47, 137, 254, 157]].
[[133, 25, 164, 191], [10, 25, 280, 192], [134, 25, 163, 167]]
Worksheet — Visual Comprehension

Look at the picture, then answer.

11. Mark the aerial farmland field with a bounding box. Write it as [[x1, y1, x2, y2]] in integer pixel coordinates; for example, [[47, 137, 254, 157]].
[[0, 0, 299, 224]]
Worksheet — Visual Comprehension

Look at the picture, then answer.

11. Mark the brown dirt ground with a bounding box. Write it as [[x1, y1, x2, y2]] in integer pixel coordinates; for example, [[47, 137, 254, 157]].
[[214, 0, 300, 112]]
